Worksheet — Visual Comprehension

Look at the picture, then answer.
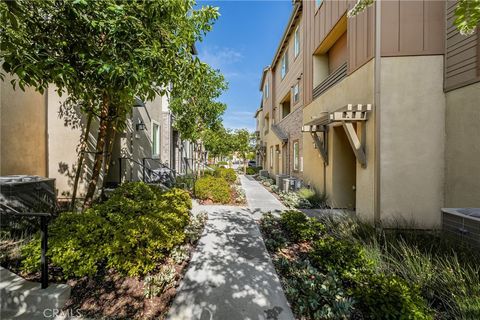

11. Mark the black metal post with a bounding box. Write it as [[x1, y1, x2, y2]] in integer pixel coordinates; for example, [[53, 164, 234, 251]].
[[40, 216, 48, 289]]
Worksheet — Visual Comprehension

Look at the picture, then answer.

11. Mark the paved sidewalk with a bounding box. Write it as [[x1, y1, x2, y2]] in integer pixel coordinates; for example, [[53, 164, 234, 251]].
[[240, 175, 286, 218], [167, 205, 294, 320]]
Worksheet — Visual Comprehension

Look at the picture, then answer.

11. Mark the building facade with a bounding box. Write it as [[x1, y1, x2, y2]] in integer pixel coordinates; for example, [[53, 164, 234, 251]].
[[255, 0, 479, 228], [257, 1, 305, 182], [0, 77, 185, 198]]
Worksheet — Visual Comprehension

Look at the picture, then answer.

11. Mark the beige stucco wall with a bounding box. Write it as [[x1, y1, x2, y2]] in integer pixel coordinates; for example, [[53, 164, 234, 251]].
[[444, 81, 480, 208], [379, 56, 445, 228], [0, 76, 47, 177], [47, 87, 100, 197], [303, 60, 375, 221]]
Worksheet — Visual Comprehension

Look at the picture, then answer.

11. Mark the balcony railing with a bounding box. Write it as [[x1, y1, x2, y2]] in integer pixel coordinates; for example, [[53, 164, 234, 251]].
[[313, 62, 347, 100]]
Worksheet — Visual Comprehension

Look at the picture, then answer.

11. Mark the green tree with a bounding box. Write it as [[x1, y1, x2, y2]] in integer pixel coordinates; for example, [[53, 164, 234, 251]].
[[231, 129, 253, 174], [1, 0, 221, 207], [348, 0, 479, 35]]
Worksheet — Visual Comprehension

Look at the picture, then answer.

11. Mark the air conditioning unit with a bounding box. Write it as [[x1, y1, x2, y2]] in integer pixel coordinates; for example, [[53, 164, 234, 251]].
[[259, 170, 269, 177], [442, 208, 480, 248], [276, 175, 289, 191], [283, 178, 303, 193]]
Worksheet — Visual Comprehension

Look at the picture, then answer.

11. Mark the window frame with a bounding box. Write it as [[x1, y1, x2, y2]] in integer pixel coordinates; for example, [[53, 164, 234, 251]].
[[294, 26, 300, 58], [293, 140, 299, 171], [293, 83, 299, 104], [270, 146, 274, 168], [281, 51, 289, 79], [151, 120, 161, 158], [264, 80, 269, 100]]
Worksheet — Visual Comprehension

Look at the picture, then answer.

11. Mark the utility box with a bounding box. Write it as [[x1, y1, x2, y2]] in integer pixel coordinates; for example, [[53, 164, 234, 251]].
[[259, 170, 269, 178], [442, 208, 480, 248], [276, 175, 289, 191]]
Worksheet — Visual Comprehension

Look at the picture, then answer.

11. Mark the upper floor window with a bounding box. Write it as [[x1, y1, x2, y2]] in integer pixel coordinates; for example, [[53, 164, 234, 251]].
[[281, 51, 289, 79], [293, 83, 299, 103], [264, 80, 269, 99], [294, 26, 300, 57]]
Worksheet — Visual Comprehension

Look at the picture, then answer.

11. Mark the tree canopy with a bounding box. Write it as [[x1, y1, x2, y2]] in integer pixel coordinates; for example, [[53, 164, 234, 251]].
[[0, 0, 226, 206]]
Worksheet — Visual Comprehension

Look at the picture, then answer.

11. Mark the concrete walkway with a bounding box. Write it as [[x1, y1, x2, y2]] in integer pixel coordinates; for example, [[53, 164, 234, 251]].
[[167, 178, 293, 320], [240, 175, 286, 218]]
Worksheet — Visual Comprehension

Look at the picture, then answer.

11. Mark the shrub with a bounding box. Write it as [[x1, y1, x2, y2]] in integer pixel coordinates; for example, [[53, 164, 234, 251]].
[[214, 167, 236, 183], [297, 188, 327, 208], [245, 167, 256, 175], [275, 257, 354, 319], [310, 236, 370, 276], [280, 191, 312, 209], [280, 210, 325, 242], [21, 209, 110, 277], [22, 183, 192, 278], [353, 273, 432, 320], [195, 176, 231, 204]]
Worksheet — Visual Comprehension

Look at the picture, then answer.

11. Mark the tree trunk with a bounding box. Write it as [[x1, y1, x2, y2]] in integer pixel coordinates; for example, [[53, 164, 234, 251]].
[[70, 113, 93, 211], [101, 119, 118, 194], [83, 94, 110, 208]]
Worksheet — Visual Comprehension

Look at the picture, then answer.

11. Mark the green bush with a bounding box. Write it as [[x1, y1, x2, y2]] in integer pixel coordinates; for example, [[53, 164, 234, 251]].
[[297, 188, 327, 208], [195, 176, 231, 204], [21, 209, 110, 277], [353, 273, 432, 320], [214, 167, 236, 183], [280, 210, 325, 242], [245, 167, 256, 175], [259, 213, 287, 252], [21, 182, 192, 278], [310, 236, 371, 276]]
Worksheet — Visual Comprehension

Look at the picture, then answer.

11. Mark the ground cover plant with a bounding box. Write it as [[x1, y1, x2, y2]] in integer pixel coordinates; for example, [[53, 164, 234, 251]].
[[1, 182, 208, 319], [259, 210, 480, 320]]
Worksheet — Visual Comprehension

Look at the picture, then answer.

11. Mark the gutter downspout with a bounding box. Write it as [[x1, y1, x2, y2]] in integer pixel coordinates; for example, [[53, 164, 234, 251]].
[[374, 0, 382, 225]]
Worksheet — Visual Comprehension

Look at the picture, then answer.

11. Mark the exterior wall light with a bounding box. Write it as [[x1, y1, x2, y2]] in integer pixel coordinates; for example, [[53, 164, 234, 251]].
[[136, 120, 146, 131]]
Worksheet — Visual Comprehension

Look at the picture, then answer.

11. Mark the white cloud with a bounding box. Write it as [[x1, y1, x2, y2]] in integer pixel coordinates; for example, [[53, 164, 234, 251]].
[[198, 46, 243, 71]]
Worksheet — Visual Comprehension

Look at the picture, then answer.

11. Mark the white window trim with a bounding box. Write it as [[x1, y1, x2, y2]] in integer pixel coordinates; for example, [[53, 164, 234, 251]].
[[293, 141, 299, 171], [264, 80, 269, 100], [151, 120, 161, 158], [281, 52, 288, 79], [293, 83, 299, 103], [270, 146, 274, 168], [294, 26, 300, 58]]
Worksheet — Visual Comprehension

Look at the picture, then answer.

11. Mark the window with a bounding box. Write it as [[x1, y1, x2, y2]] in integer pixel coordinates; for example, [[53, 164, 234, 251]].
[[316, 0, 323, 7], [293, 141, 299, 171], [281, 51, 288, 79], [293, 83, 299, 103], [152, 122, 160, 157], [264, 80, 269, 99], [294, 26, 300, 57], [270, 146, 274, 168]]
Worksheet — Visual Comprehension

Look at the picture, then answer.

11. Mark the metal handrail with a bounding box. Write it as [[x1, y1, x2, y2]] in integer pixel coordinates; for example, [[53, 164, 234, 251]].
[[0, 211, 51, 289]]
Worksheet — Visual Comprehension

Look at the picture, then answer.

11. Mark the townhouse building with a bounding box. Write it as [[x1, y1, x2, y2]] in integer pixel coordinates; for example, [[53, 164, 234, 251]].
[[257, 1, 305, 183], [256, 0, 480, 228], [0, 75, 188, 198]]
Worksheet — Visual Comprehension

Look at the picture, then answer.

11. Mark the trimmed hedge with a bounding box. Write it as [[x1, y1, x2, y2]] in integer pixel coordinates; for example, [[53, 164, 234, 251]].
[[195, 176, 231, 204]]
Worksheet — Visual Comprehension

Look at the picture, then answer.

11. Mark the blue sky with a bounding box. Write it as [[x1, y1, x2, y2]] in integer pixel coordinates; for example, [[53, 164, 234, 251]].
[[196, 0, 293, 131]]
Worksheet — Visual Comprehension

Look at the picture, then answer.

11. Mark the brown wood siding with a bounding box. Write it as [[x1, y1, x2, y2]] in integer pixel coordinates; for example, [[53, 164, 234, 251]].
[[381, 0, 444, 56], [347, 4, 375, 73], [303, 0, 314, 106], [273, 16, 304, 123], [314, 0, 350, 50], [445, 0, 480, 91]]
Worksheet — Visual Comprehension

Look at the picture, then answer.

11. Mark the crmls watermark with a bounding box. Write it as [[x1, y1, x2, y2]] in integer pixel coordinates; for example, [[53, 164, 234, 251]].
[[43, 308, 82, 318]]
